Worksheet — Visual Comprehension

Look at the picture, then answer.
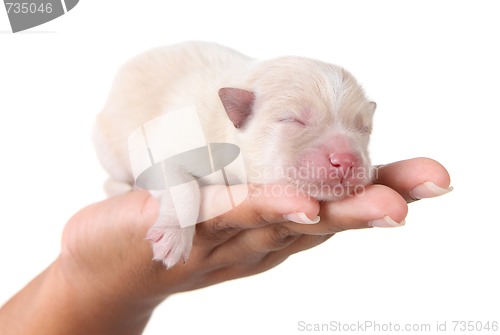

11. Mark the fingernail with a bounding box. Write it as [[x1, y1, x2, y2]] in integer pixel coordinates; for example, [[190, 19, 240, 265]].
[[285, 212, 320, 224], [410, 182, 454, 200], [369, 216, 406, 228]]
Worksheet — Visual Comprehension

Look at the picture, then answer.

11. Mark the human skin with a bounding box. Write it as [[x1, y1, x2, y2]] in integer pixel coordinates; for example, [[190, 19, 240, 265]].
[[0, 158, 451, 335]]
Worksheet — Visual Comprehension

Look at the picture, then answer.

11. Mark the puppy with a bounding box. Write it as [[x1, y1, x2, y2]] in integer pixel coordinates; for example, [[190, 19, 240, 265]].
[[93, 41, 376, 268]]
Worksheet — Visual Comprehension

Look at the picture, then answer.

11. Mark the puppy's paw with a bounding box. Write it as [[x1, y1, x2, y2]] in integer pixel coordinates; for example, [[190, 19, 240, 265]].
[[147, 180, 200, 269], [146, 224, 196, 269]]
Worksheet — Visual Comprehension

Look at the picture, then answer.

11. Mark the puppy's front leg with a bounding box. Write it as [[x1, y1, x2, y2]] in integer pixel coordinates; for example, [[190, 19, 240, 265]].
[[147, 177, 200, 269]]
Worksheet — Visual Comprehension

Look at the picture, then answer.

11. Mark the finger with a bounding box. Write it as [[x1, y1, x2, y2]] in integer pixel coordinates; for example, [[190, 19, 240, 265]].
[[268, 233, 334, 259], [204, 185, 408, 267], [203, 234, 333, 283], [257, 233, 334, 270], [374, 157, 453, 203], [203, 223, 300, 267], [283, 184, 408, 235], [195, 184, 320, 247]]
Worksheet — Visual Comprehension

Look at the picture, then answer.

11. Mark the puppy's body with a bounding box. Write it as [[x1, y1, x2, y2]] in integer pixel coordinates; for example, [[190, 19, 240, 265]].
[[94, 42, 375, 267]]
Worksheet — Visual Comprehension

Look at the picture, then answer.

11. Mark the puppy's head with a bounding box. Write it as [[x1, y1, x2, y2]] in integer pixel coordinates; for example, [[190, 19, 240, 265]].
[[219, 57, 376, 200]]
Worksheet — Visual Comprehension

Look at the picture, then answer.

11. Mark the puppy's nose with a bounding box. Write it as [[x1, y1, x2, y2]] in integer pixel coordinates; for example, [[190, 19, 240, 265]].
[[329, 153, 356, 173]]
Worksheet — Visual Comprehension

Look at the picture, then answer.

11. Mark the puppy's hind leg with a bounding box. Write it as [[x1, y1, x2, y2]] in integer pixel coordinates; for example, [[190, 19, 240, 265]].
[[146, 180, 200, 269]]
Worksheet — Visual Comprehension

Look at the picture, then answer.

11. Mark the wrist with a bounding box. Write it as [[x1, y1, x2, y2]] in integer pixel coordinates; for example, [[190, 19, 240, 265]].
[[54, 251, 166, 335]]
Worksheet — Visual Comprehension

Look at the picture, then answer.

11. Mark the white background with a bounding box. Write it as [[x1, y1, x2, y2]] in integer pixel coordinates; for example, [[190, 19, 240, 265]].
[[1, 1, 498, 334]]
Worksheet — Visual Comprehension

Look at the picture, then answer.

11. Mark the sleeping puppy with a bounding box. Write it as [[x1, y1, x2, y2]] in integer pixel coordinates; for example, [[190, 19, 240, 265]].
[[93, 41, 376, 268]]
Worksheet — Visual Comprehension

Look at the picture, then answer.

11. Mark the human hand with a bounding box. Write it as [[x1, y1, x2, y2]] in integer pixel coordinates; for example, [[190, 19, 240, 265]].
[[60, 157, 451, 301], [0, 157, 450, 335]]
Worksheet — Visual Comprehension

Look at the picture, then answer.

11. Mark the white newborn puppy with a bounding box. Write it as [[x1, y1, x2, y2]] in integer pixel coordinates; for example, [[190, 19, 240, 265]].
[[93, 41, 376, 268]]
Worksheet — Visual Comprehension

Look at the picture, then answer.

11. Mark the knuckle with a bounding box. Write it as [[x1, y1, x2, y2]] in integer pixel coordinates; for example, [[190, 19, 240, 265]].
[[267, 224, 296, 249], [197, 215, 239, 241]]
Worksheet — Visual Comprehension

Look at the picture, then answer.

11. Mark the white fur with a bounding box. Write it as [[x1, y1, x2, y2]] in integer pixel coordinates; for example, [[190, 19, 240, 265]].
[[93, 41, 375, 268]]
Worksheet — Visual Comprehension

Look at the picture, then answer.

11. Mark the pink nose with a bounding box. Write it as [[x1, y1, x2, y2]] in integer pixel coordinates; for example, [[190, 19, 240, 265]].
[[330, 153, 356, 173]]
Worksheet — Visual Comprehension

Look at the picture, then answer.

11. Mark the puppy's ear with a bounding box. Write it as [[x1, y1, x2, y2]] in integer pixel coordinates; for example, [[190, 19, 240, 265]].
[[368, 101, 377, 114], [218, 88, 255, 128]]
